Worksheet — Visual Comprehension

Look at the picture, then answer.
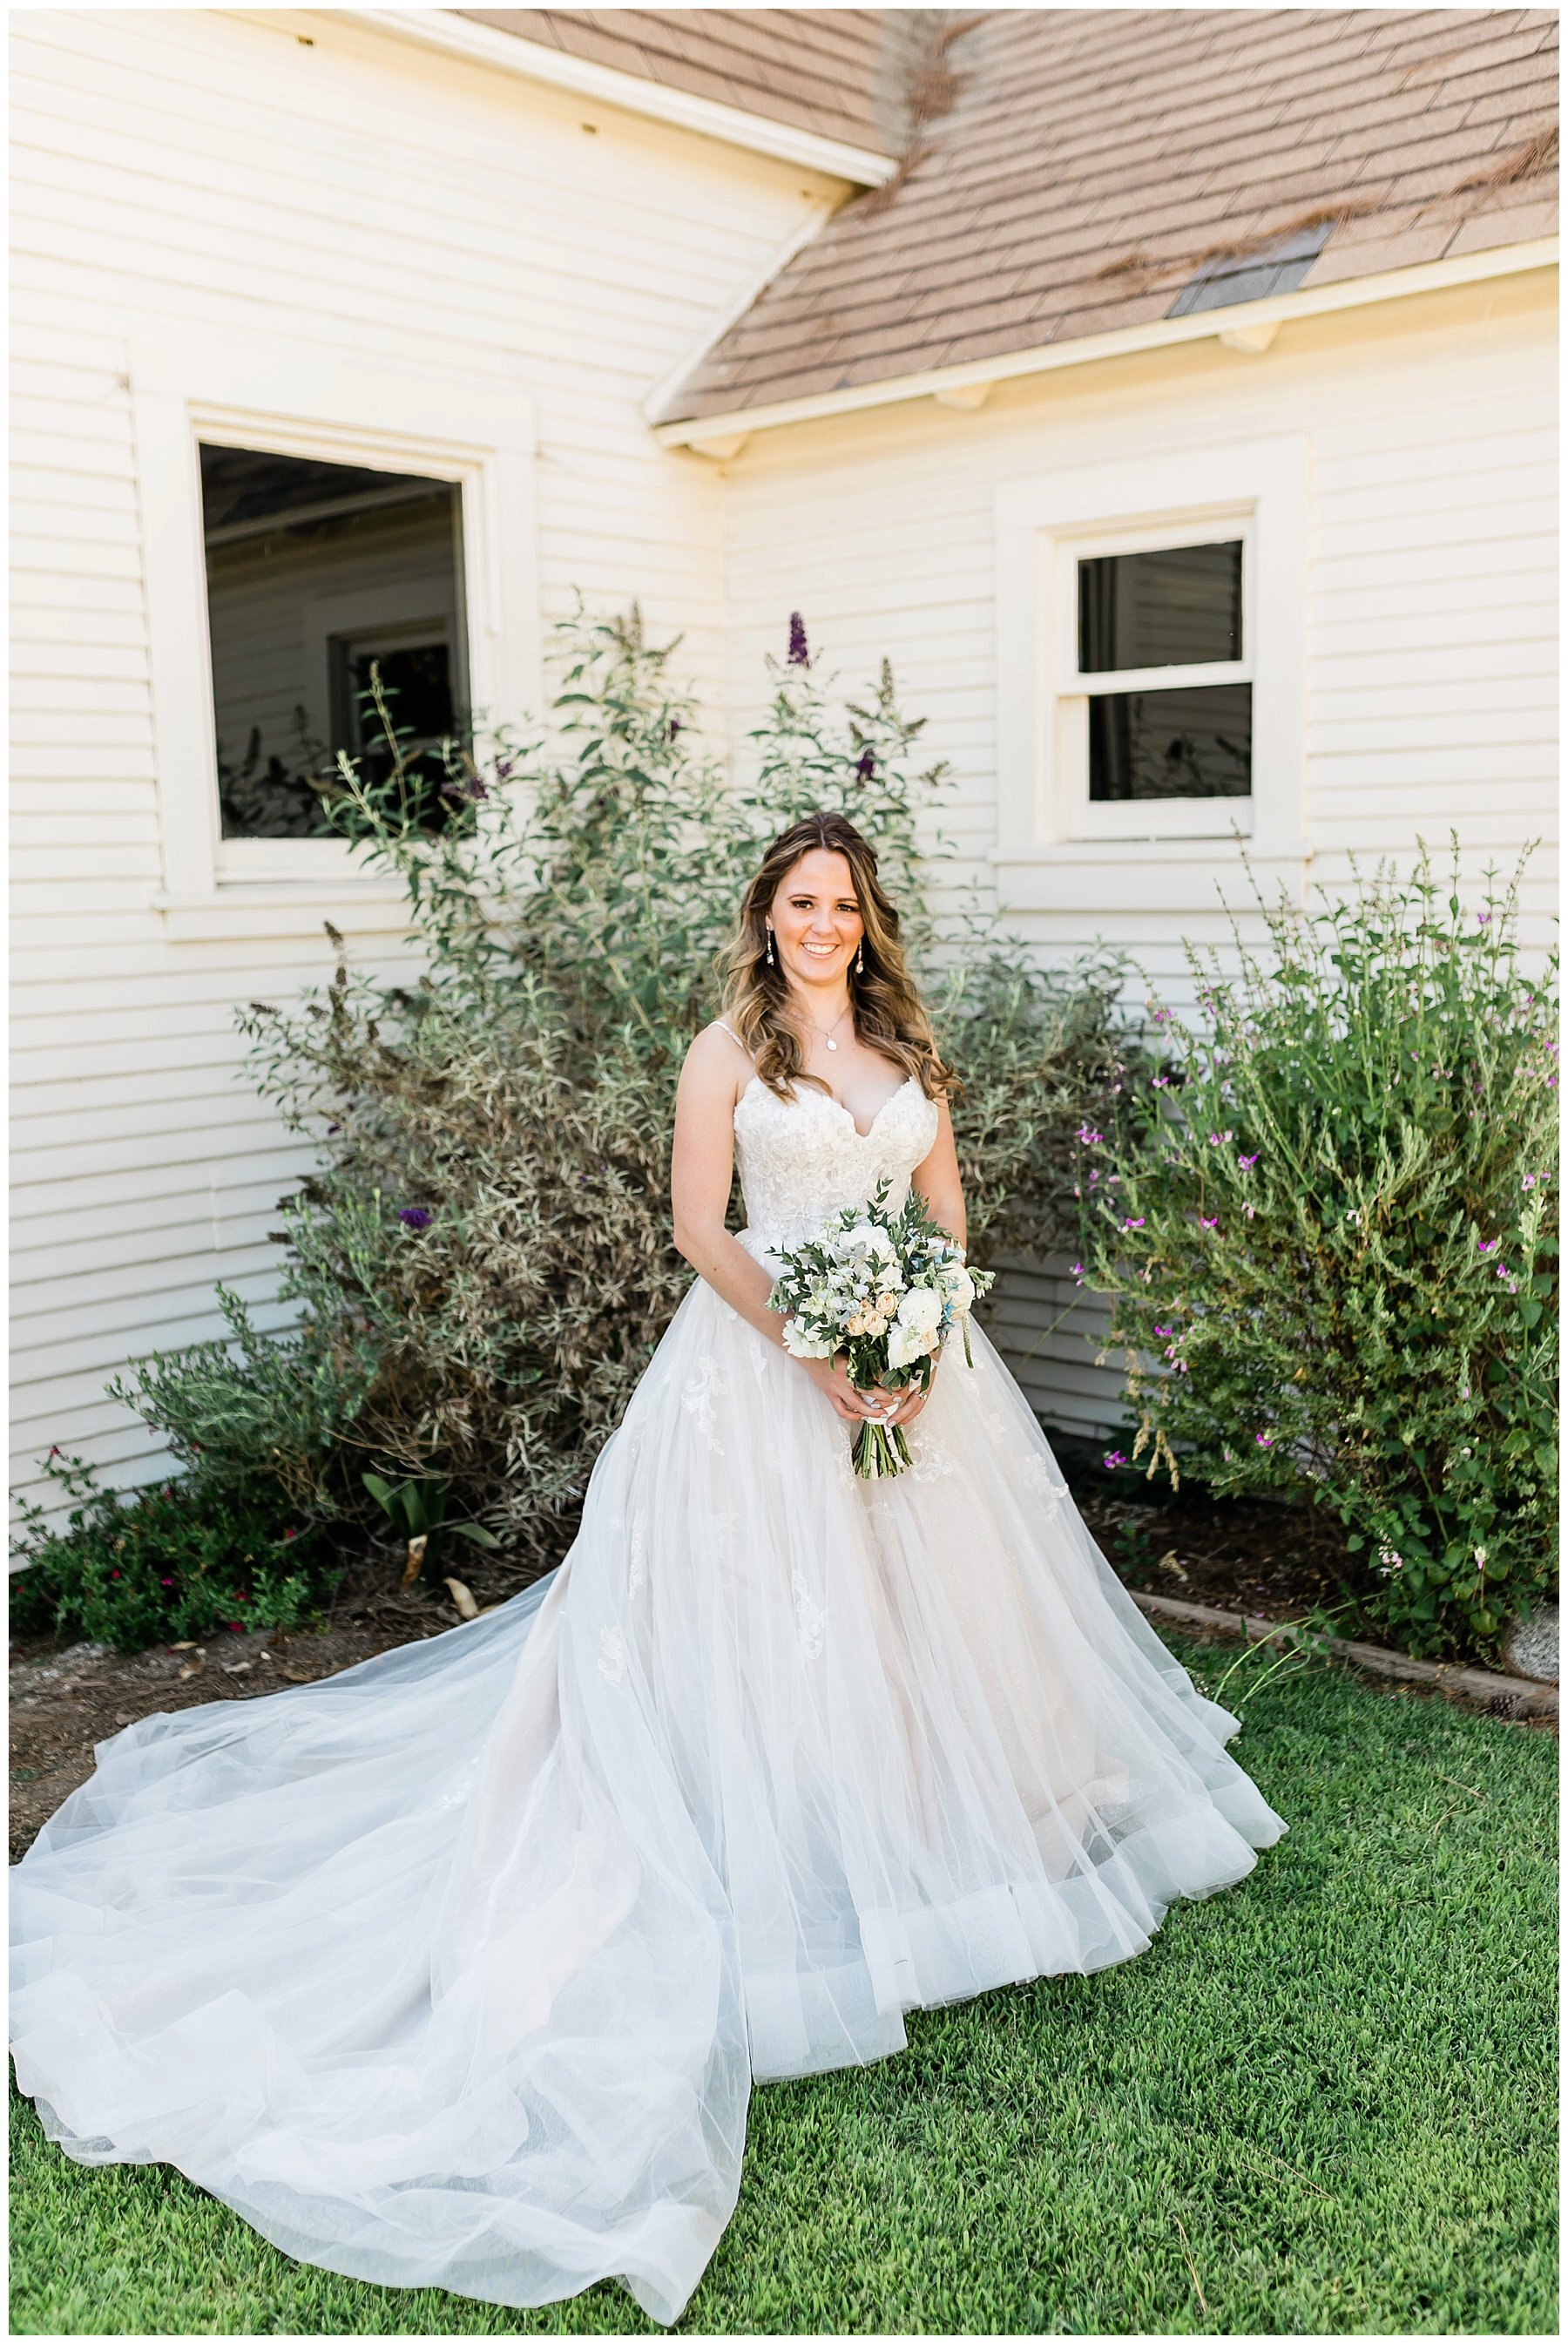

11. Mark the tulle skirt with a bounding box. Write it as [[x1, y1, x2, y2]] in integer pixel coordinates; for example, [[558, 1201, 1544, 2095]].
[[10, 1264, 1284, 2323]]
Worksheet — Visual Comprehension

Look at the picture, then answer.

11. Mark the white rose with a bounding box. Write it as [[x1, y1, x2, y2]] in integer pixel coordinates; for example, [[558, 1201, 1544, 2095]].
[[896, 1286, 943, 1337], [887, 1320, 932, 1370], [782, 1318, 835, 1360]]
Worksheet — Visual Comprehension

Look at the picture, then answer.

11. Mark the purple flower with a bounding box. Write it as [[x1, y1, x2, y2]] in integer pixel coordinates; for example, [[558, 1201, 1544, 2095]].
[[1103, 1450, 1126, 1471], [1255, 1433, 1274, 1448], [668, 717, 683, 739], [787, 611, 810, 667], [1477, 1236, 1499, 1256], [398, 1206, 434, 1230], [1123, 1216, 1145, 1230], [854, 747, 875, 781], [1077, 1124, 1104, 1146], [1476, 909, 1492, 926], [1154, 1324, 1173, 1338], [494, 755, 515, 782], [1200, 1216, 1220, 1230], [160, 1575, 173, 1586], [1070, 1262, 1085, 1280], [1206, 1130, 1233, 1147], [1238, 1152, 1259, 1170]]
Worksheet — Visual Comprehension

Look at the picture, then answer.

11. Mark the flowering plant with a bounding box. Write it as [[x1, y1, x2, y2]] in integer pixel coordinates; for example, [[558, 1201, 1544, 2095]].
[[1084, 843, 1557, 1662], [769, 1178, 994, 1478]]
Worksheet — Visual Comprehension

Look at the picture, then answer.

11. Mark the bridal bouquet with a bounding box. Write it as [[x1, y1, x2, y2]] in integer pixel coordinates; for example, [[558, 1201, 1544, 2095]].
[[769, 1179, 995, 1478]]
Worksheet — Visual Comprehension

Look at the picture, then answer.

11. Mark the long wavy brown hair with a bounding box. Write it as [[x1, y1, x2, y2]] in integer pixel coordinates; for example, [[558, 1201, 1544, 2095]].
[[720, 810, 958, 1102]]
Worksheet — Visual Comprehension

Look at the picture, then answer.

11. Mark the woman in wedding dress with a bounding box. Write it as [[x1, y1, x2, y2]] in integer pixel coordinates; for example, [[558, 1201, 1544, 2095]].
[[11, 811, 1284, 2326]]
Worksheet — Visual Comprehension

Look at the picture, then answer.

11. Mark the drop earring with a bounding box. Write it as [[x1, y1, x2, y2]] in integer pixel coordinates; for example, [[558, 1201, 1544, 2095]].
[[855, 941, 864, 975], [766, 927, 774, 967]]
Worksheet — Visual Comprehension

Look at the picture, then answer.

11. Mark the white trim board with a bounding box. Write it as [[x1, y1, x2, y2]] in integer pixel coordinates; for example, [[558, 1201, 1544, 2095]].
[[335, 9, 898, 186], [655, 240, 1558, 451]]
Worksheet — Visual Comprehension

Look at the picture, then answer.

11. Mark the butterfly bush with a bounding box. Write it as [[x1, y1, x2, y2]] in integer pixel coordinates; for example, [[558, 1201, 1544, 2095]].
[[1086, 845, 1558, 1661], [770, 1177, 994, 1477], [87, 605, 1138, 1583]]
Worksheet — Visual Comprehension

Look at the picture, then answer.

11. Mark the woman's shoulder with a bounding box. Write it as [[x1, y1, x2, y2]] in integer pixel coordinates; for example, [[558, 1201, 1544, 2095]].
[[680, 1019, 755, 1095]]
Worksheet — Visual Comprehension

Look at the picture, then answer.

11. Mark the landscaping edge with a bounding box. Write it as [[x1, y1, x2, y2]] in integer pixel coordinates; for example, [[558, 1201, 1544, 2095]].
[[1130, 1590, 1559, 1721]]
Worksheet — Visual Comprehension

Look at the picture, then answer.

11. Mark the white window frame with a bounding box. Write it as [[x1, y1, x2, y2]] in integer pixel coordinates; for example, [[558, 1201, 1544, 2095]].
[[1057, 514, 1254, 841], [993, 437, 1308, 911], [130, 328, 539, 924]]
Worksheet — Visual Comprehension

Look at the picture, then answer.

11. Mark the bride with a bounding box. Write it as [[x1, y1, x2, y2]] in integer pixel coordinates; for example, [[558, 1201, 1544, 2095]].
[[11, 810, 1284, 2326]]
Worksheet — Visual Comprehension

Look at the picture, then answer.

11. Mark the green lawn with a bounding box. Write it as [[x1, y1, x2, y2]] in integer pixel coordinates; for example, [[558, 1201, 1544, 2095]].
[[10, 1639, 1557, 2337]]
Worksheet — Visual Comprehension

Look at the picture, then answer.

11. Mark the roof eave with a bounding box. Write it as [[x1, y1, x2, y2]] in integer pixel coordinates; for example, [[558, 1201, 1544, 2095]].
[[335, 10, 899, 186], [652, 236, 1558, 451]]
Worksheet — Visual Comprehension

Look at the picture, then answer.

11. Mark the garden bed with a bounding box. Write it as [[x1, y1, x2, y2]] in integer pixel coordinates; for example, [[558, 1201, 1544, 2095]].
[[10, 1447, 1541, 1870]]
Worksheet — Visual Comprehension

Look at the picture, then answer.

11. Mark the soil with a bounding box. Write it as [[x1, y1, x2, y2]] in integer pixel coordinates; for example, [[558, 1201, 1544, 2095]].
[[1049, 1433, 1363, 1625], [0, 1458, 1375, 1866], [7, 1545, 540, 1864]]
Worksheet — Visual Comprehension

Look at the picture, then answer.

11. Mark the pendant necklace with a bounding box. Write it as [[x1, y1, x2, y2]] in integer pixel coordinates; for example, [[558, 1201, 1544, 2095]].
[[820, 1005, 852, 1053]]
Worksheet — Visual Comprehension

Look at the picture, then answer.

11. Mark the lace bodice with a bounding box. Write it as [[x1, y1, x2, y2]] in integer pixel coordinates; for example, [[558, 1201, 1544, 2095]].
[[733, 1074, 940, 1256]]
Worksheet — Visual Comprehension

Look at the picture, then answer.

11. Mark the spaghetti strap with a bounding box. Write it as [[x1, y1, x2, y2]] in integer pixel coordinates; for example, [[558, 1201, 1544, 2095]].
[[713, 1020, 753, 1061]]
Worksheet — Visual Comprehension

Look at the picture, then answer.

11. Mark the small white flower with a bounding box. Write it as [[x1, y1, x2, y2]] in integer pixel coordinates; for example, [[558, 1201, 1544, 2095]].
[[782, 1318, 835, 1360]]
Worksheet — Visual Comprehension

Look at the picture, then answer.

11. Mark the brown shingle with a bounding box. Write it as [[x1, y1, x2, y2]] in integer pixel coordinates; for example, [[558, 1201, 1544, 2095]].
[[476, 11, 1555, 422], [456, 10, 898, 156]]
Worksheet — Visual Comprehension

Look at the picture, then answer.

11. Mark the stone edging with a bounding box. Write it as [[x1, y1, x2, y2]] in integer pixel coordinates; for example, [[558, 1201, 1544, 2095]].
[[1130, 1589, 1558, 1722]]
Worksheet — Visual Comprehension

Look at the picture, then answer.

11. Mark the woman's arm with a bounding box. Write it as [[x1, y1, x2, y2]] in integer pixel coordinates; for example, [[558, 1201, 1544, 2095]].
[[669, 1026, 889, 1426], [882, 1096, 968, 1426], [913, 1097, 967, 1250]]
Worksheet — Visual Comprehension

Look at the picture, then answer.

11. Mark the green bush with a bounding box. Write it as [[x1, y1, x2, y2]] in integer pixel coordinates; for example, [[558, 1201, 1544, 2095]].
[[1085, 845, 1558, 1661], [9, 1453, 337, 1655], [99, 605, 1142, 1574]]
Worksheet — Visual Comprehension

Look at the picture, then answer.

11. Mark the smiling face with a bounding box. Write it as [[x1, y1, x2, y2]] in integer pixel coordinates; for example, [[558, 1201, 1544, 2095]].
[[767, 848, 864, 996]]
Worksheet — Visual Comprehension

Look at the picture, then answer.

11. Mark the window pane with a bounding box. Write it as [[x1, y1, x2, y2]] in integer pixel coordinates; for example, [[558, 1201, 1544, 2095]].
[[1088, 683, 1252, 801], [199, 444, 467, 838], [1078, 541, 1242, 674]]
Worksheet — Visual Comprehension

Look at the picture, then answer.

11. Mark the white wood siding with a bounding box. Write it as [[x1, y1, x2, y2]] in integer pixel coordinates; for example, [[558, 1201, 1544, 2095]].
[[716, 271, 1557, 1429], [10, 7, 845, 1516]]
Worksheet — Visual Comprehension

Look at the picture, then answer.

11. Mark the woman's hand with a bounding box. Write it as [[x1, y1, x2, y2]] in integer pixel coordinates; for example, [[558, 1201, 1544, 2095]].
[[800, 1353, 897, 1424], [798, 1353, 936, 1426], [882, 1367, 935, 1427]]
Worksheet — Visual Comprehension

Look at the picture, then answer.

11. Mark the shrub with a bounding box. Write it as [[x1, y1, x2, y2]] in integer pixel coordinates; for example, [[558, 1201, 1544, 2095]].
[[9, 1452, 337, 1654], [1085, 846, 1558, 1661], [101, 606, 1142, 1575]]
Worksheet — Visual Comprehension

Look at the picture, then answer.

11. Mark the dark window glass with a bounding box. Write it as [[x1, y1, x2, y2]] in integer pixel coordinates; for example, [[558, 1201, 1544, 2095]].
[[1088, 683, 1252, 802], [199, 444, 467, 838], [1078, 541, 1242, 674]]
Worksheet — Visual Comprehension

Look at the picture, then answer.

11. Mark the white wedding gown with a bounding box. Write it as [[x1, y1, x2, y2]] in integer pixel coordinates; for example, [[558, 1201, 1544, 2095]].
[[11, 1071, 1284, 2325]]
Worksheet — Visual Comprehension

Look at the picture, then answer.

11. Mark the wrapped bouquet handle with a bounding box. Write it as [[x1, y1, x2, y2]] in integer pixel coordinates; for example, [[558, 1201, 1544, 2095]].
[[768, 1179, 994, 1478]]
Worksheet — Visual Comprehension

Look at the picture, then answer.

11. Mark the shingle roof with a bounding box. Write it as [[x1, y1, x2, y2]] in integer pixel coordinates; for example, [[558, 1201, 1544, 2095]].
[[456, 9, 901, 159], [645, 6, 1558, 423]]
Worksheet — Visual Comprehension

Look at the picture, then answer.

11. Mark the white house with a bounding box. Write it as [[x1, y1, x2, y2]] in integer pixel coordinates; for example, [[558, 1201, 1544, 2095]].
[[10, 6, 1558, 1515]]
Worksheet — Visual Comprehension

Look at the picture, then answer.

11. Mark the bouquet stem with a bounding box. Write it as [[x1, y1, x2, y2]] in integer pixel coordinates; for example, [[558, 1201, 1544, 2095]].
[[851, 1419, 913, 1479]]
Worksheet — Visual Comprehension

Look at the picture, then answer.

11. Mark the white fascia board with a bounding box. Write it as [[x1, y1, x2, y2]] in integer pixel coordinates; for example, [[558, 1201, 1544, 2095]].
[[655, 236, 1558, 450], [335, 10, 898, 186]]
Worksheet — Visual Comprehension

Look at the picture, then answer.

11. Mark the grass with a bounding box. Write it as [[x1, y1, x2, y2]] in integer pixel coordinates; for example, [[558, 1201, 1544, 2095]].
[[10, 1639, 1557, 2336]]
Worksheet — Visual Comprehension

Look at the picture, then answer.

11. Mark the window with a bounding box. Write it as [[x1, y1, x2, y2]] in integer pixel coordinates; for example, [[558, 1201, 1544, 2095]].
[[991, 437, 1308, 905], [1073, 536, 1252, 806], [130, 326, 538, 929], [199, 446, 466, 839]]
